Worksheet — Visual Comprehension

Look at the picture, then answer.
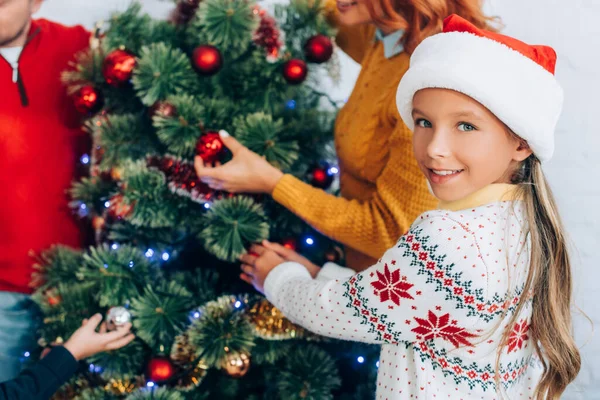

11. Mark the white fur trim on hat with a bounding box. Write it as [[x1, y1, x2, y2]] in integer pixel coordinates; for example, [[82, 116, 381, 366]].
[[396, 31, 563, 162]]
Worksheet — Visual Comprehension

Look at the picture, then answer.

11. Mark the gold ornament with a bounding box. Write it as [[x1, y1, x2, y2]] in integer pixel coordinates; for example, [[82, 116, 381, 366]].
[[92, 216, 106, 230], [103, 377, 143, 395], [248, 298, 305, 339], [171, 332, 208, 391], [110, 166, 123, 181], [221, 351, 251, 378]]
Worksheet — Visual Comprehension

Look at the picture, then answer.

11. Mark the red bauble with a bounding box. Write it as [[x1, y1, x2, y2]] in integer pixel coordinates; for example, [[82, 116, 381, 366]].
[[192, 45, 223, 76], [147, 356, 175, 382], [304, 35, 333, 64], [282, 59, 307, 85], [149, 101, 177, 118], [281, 238, 298, 252], [195, 131, 225, 163], [310, 164, 334, 189], [103, 49, 136, 87], [73, 85, 104, 115]]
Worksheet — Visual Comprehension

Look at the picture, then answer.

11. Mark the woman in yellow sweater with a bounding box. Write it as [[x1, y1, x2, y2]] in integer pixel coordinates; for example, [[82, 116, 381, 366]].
[[195, 0, 492, 272]]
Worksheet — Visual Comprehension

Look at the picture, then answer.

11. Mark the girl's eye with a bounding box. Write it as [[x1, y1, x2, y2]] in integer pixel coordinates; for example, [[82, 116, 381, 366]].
[[457, 122, 476, 132], [416, 118, 432, 128]]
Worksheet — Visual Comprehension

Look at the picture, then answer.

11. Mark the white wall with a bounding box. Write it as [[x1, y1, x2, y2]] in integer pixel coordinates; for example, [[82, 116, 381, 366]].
[[38, 1, 598, 398]]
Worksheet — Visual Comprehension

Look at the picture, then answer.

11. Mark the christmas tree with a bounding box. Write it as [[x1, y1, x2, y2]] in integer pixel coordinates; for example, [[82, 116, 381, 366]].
[[32, 1, 378, 398]]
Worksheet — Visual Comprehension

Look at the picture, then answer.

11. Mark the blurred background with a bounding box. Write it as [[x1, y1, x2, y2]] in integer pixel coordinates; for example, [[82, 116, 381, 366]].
[[37, 0, 600, 398]]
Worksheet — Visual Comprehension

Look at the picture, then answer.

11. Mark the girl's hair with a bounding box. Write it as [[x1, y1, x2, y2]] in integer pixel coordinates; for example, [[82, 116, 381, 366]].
[[365, 0, 496, 53], [494, 155, 581, 399]]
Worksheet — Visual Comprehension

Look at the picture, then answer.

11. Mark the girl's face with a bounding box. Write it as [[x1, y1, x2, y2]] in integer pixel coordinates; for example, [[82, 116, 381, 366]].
[[411, 88, 532, 203]]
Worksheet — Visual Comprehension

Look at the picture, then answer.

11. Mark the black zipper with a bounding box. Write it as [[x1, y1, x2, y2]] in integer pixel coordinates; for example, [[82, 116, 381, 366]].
[[0, 26, 41, 107]]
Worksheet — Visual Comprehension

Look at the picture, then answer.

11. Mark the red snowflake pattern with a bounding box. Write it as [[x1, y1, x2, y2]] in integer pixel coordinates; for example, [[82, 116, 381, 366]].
[[370, 263, 414, 306], [411, 310, 478, 347], [507, 319, 530, 353]]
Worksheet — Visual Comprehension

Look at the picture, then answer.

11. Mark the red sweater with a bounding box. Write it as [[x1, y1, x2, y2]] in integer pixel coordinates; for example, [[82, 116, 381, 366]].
[[0, 19, 90, 294]]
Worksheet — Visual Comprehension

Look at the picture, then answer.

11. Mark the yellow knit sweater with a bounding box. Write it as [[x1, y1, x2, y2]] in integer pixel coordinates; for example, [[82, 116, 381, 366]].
[[272, 20, 437, 271]]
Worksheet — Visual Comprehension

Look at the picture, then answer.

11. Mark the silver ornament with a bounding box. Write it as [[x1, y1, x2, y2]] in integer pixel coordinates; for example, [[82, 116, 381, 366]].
[[106, 306, 131, 330]]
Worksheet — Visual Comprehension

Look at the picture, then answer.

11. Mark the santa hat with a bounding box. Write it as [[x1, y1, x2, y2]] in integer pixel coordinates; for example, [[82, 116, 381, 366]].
[[396, 14, 563, 162]]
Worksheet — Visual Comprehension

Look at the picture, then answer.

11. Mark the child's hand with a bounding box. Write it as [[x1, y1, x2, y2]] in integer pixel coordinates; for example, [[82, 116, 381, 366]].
[[63, 314, 135, 361], [260, 240, 321, 278], [239, 245, 286, 293]]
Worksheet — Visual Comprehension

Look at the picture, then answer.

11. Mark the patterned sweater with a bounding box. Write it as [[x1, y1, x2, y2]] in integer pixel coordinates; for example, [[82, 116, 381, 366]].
[[265, 184, 541, 399]]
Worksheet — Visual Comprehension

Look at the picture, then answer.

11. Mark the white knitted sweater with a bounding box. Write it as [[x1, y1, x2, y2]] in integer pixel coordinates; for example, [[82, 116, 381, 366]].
[[264, 184, 542, 399]]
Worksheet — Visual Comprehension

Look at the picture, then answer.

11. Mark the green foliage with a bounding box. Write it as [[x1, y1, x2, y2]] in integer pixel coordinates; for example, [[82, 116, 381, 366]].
[[200, 196, 269, 262], [70, 176, 118, 215], [78, 244, 153, 307], [104, 3, 152, 54], [233, 112, 299, 170], [32, 246, 84, 292], [152, 94, 204, 157], [130, 282, 194, 350], [133, 42, 197, 106], [187, 296, 255, 368], [88, 339, 146, 381], [89, 113, 158, 170], [272, 344, 342, 400], [193, 0, 258, 54], [121, 162, 184, 228], [125, 387, 185, 400]]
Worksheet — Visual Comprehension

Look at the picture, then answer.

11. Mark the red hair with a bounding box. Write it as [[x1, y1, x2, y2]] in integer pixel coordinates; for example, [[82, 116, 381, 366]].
[[366, 0, 497, 53]]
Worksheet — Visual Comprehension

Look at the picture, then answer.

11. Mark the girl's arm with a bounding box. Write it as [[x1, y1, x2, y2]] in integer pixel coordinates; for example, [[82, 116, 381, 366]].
[[264, 214, 491, 345]]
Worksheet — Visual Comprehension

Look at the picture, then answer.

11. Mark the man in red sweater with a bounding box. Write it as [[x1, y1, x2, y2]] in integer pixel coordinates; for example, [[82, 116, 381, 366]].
[[0, 0, 90, 382]]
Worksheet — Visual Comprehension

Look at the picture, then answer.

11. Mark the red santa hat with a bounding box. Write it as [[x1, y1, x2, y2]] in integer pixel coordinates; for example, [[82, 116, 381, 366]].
[[396, 14, 563, 162]]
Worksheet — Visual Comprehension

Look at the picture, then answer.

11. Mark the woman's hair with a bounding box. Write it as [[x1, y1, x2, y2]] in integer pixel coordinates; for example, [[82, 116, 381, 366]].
[[492, 155, 581, 399], [366, 0, 496, 53]]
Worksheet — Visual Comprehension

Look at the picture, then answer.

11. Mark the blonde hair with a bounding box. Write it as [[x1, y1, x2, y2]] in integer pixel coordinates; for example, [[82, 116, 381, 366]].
[[365, 0, 497, 53], [492, 155, 581, 399]]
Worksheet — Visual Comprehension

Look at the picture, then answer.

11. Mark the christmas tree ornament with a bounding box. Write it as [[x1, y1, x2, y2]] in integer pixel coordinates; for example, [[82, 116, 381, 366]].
[[147, 356, 176, 382], [304, 34, 334, 64], [92, 216, 106, 231], [170, 333, 209, 391], [171, 0, 201, 25], [149, 101, 177, 118], [108, 194, 133, 219], [72, 85, 104, 115], [324, 245, 344, 264], [192, 45, 223, 76], [221, 352, 251, 378], [106, 306, 132, 330], [282, 59, 307, 85], [253, 9, 282, 60], [248, 298, 305, 339], [110, 167, 124, 181], [195, 131, 225, 163], [281, 237, 298, 251], [103, 49, 136, 86], [309, 163, 334, 189], [103, 378, 142, 396]]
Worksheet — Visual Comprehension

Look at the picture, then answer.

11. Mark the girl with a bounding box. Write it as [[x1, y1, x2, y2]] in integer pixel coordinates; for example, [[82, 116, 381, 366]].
[[240, 15, 581, 399], [195, 0, 493, 272]]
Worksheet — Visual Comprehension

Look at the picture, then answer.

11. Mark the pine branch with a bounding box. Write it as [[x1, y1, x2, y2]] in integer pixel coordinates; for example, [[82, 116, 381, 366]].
[[273, 344, 341, 400], [125, 387, 185, 400], [79, 245, 153, 307], [87, 339, 147, 381], [152, 94, 204, 157], [121, 162, 184, 229], [233, 112, 299, 170], [104, 3, 153, 54], [186, 295, 255, 368], [133, 42, 197, 106], [89, 113, 159, 170], [130, 282, 195, 350], [193, 0, 258, 54], [31, 245, 85, 292], [69, 176, 118, 216], [200, 196, 269, 262]]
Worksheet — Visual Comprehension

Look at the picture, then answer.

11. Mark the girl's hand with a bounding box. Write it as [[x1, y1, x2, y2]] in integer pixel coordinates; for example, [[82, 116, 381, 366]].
[[63, 314, 135, 360], [260, 240, 321, 278], [239, 244, 286, 294], [194, 130, 284, 194]]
